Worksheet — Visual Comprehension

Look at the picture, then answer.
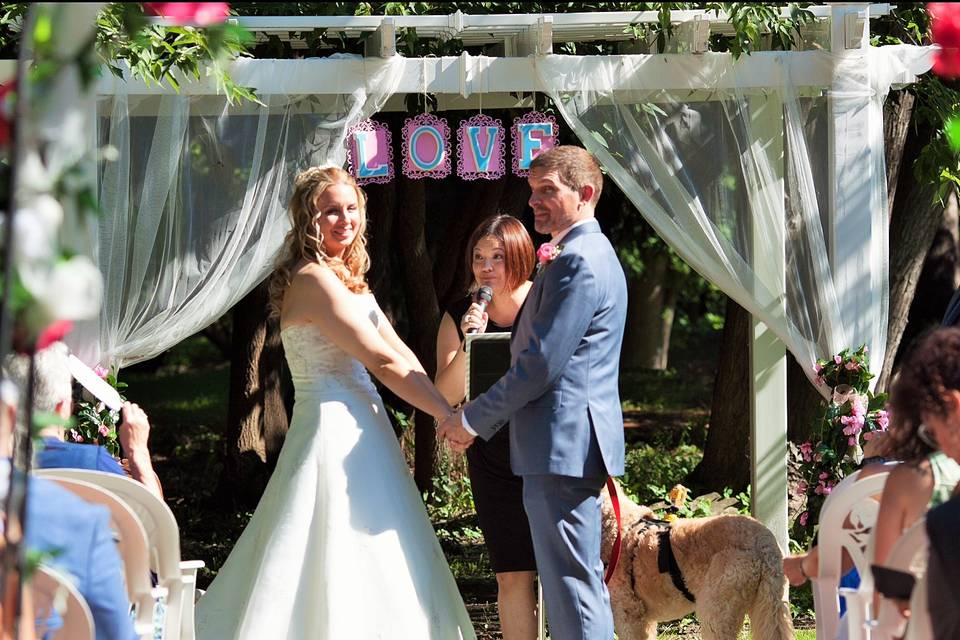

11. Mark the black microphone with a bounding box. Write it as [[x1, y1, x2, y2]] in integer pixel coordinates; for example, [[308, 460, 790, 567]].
[[467, 286, 494, 334]]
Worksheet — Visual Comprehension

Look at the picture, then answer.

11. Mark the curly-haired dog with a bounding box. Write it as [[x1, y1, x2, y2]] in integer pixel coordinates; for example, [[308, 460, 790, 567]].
[[600, 484, 794, 640]]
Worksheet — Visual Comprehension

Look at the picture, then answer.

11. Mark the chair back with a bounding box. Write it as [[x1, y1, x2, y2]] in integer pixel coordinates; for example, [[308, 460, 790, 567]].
[[33, 564, 94, 640], [871, 519, 930, 640], [33, 472, 161, 637], [36, 468, 203, 640], [812, 466, 895, 640]]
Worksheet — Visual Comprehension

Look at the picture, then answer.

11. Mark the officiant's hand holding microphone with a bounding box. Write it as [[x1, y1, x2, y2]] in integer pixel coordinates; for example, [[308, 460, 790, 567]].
[[440, 286, 493, 452], [459, 285, 493, 338]]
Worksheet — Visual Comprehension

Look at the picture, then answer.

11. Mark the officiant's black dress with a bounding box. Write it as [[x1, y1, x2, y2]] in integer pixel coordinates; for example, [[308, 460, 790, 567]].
[[448, 296, 537, 573]]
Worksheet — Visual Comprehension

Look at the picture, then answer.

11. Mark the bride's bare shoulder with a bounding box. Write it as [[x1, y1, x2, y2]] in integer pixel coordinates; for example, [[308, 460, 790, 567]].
[[289, 261, 343, 293]]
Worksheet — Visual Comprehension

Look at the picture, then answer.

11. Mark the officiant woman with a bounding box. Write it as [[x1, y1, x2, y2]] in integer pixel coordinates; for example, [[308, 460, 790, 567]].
[[435, 214, 537, 640]]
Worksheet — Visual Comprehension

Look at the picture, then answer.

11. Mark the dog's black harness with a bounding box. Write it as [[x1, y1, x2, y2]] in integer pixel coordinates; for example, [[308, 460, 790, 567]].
[[629, 518, 696, 603]]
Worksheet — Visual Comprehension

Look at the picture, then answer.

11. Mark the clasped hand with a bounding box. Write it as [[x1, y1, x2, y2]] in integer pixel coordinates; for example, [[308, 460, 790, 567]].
[[437, 409, 475, 454]]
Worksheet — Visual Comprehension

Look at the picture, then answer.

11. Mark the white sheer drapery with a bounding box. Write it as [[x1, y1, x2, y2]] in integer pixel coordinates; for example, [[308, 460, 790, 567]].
[[536, 46, 933, 391], [68, 58, 402, 368]]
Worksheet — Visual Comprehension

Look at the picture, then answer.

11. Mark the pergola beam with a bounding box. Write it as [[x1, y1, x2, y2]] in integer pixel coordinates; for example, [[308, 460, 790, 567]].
[[92, 49, 921, 98]]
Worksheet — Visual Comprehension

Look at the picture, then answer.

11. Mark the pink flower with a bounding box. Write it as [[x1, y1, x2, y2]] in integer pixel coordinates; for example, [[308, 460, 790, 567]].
[[876, 410, 889, 430], [819, 472, 829, 480], [93, 365, 109, 379], [845, 361, 860, 371], [848, 436, 858, 446], [36, 320, 74, 351], [930, 3, 960, 77], [70, 429, 83, 443], [143, 3, 230, 27], [98, 424, 110, 437], [799, 441, 814, 462], [814, 363, 823, 374], [799, 511, 809, 526], [536, 243, 559, 265], [797, 480, 808, 494], [834, 355, 842, 365], [851, 397, 866, 419]]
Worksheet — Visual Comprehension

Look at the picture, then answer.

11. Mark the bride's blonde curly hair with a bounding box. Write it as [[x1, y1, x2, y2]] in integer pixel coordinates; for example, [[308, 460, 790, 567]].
[[268, 166, 370, 319]]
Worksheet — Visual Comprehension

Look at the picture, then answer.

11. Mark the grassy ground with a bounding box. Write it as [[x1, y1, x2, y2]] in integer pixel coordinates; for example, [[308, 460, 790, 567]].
[[121, 322, 814, 638]]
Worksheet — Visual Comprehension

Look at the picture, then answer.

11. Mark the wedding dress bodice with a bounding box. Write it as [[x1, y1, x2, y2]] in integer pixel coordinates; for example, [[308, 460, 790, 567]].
[[280, 293, 379, 397]]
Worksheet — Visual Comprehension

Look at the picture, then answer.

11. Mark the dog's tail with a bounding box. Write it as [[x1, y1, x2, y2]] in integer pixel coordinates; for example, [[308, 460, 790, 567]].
[[748, 532, 795, 640]]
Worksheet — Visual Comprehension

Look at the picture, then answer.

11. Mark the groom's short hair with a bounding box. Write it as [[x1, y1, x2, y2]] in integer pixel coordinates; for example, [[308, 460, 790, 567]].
[[529, 146, 603, 204]]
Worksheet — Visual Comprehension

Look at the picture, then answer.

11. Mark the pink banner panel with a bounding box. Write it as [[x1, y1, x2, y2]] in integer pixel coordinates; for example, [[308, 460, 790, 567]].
[[511, 111, 558, 177], [456, 114, 506, 181], [402, 113, 452, 180], [346, 119, 394, 185]]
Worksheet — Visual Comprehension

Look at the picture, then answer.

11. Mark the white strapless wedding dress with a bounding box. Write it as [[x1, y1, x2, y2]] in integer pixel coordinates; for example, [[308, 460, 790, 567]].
[[195, 293, 476, 639]]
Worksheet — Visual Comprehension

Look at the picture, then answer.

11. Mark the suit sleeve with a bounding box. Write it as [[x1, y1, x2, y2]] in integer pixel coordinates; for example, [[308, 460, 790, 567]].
[[84, 508, 139, 640], [464, 252, 597, 439]]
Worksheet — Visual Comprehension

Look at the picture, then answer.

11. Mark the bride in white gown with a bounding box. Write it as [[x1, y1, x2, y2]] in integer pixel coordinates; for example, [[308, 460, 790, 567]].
[[195, 166, 476, 639]]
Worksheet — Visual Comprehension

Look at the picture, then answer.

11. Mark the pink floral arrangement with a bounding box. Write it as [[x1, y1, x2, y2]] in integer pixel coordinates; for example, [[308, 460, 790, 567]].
[[143, 3, 230, 27], [72, 368, 126, 458], [535, 243, 563, 276], [792, 345, 889, 537]]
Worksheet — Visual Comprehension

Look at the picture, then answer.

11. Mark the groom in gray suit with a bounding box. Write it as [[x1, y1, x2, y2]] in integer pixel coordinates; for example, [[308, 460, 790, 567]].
[[439, 145, 627, 640]]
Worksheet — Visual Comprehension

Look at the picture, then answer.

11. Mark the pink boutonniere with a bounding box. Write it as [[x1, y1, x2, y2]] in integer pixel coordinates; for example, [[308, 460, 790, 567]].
[[535, 242, 563, 276]]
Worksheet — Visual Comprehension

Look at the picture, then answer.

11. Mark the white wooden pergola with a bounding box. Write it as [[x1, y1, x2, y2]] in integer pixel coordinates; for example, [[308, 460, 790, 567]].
[[7, 3, 913, 554]]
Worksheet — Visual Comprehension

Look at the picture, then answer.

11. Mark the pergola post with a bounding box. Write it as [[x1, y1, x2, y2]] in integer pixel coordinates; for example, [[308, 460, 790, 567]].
[[749, 93, 789, 553], [827, 3, 882, 366]]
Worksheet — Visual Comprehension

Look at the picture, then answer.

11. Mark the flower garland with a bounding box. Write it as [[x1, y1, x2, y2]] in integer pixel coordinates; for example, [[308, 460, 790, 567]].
[[791, 345, 889, 534]]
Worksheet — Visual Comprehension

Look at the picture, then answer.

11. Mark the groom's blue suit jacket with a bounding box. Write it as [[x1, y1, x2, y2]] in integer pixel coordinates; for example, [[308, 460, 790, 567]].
[[464, 219, 627, 478]]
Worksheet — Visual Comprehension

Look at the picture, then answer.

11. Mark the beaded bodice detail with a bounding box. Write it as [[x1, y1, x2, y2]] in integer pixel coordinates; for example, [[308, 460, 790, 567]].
[[280, 293, 380, 397]]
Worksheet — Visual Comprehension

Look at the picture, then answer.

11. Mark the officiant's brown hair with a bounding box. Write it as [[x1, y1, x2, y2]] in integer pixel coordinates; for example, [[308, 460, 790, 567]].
[[464, 215, 535, 293]]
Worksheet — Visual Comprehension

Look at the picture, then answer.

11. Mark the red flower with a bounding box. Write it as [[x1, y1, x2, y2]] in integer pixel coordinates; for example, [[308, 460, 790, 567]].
[[0, 80, 15, 148], [143, 3, 230, 27], [35, 320, 73, 351], [930, 3, 960, 78]]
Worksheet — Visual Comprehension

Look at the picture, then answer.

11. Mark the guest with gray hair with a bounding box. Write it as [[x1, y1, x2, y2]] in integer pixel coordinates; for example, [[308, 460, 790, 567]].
[[4, 342, 163, 499]]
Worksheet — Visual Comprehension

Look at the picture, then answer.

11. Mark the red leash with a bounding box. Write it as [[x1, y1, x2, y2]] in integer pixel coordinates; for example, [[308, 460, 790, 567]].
[[603, 476, 622, 584]]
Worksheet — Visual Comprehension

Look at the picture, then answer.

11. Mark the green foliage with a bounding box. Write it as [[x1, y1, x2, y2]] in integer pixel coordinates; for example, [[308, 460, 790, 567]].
[[0, 3, 258, 105], [707, 3, 816, 57], [620, 442, 703, 505], [95, 4, 258, 105]]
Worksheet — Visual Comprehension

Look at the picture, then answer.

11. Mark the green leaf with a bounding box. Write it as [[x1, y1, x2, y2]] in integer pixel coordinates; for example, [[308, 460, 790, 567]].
[[946, 116, 960, 153]]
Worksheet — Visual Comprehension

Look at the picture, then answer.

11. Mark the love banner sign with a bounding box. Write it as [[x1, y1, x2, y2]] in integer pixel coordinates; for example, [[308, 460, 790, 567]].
[[346, 112, 558, 185]]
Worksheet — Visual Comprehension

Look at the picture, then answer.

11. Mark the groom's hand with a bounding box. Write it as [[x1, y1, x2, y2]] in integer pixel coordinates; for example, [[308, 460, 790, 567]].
[[438, 410, 475, 453]]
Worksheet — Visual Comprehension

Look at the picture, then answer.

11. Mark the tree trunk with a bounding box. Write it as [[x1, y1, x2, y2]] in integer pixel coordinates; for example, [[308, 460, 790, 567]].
[[395, 175, 441, 492], [218, 279, 290, 507], [876, 112, 946, 391], [686, 297, 751, 493], [622, 252, 673, 370]]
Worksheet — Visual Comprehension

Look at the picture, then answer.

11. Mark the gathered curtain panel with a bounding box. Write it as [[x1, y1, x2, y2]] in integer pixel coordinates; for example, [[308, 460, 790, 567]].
[[68, 58, 404, 368], [536, 46, 933, 392]]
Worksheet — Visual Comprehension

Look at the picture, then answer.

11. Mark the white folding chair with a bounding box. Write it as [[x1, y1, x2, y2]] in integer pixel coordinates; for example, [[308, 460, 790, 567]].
[[36, 468, 205, 640], [34, 472, 164, 638], [869, 518, 930, 640], [811, 465, 895, 640], [33, 564, 95, 640]]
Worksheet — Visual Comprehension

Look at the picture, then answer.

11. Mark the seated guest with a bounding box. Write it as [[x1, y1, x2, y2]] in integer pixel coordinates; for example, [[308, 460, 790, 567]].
[[5, 343, 163, 499], [0, 374, 137, 640], [886, 327, 960, 638]]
